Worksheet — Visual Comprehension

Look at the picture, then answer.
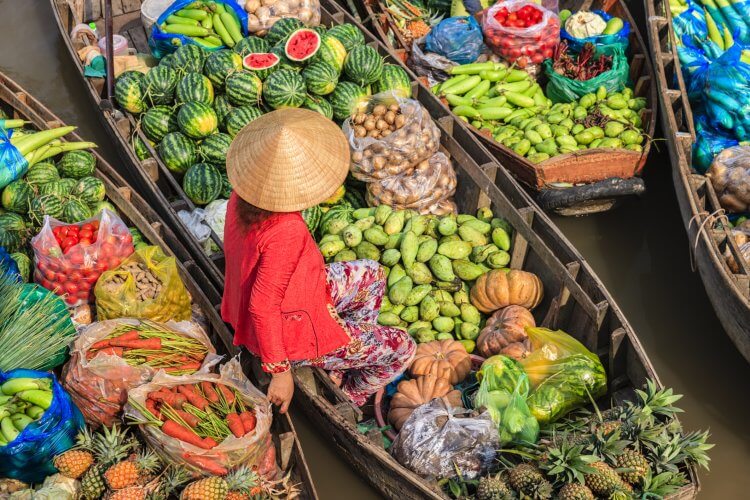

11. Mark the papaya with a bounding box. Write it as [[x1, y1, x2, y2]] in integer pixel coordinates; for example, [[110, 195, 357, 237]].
[[388, 276, 413, 305], [407, 262, 433, 285], [429, 254, 456, 281], [437, 240, 472, 260], [400, 231, 419, 269], [416, 238, 438, 263], [452, 259, 485, 281]]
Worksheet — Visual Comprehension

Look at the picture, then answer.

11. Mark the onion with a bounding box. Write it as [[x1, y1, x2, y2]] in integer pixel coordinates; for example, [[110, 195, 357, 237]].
[[245, 0, 261, 12]]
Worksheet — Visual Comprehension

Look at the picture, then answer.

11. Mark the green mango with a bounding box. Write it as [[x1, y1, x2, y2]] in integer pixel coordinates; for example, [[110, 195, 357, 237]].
[[353, 207, 375, 219], [416, 238, 438, 263], [578, 93, 596, 109], [471, 244, 500, 264], [405, 214, 427, 236], [333, 249, 357, 262], [377, 312, 401, 326], [400, 306, 419, 323], [476, 207, 493, 222], [439, 301, 461, 317], [381, 295, 393, 312], [452, 259, 485, 281], [429, 254, 456, 281], [407, 321, 432, 335], [491, 217, 512, 233], [440, 234, 461, 244], [319, 234, 343, 244], [596, 85, 607, 101], [556, 135, 577, 148], [437, 240, 472, 260], [419, 295, 440, 321], [341, 225, 363, 247], [388, 264, 406, 288], [461, 218, 492, 235], [437, 332, 455, 341], [425, 217, 439, 238], [364, 226, 389, 246], [459, 339, 476, 353], [405, 284, 433, 306], [383, 210, 405, 234], [599, 137, 623, 148], [431, 290, 453, 302], [487, 250, 511, 269], [417, 234, 432, 245], [454, 288, 470, 305], [381, 248, 401, 267], [320, 240, 345, 258], [415, 328, 437, 343], [607, 94, 627, 110], [620, 129, 642, 145], [589, 139, 603, 149], [327, 218, 349, 235], [374, 204, 392, 225], [384, 232, 403, 250], [433, 316, 455, 333], [354, 216, 375, 231], [492, 227, 511, 251], [400, 231, 419, 269], [388, 276, 413, 305], [460, 303, 481, 325], [456, 214, 476, 224], [407, 262, 433, 285], [460, 322, 480, 341], [391, 304, 405, 316], [535, 138, 558, 156], [355, 241, 381, 261]]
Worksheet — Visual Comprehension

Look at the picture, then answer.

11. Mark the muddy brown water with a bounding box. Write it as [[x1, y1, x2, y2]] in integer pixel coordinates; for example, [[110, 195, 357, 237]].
[[2, 0, 748, 497]]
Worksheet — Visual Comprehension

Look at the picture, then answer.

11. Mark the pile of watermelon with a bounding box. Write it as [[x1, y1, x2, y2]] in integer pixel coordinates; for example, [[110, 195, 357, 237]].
[[115, 20, 411, 208]]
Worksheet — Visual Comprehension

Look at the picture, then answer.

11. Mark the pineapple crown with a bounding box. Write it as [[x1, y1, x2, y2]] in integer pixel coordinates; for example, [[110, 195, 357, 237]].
[[642, 429, 713, 474], [151, 465, 193, 500], [537, 441, 597, 486], [93, 424, 138, 466], [134, 449, 162, 474], [588, 428, 630, 462], [640, 470, 689, 498], [225, 466, 260, 494], [634, 380, 684, 422]]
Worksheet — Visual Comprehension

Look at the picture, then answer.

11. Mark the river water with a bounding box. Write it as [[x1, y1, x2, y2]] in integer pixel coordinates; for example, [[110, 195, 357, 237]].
[[1, 0, 747, 497]]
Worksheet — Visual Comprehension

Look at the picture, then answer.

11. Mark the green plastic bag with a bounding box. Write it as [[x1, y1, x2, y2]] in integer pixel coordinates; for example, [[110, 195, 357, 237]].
[[543, 49, 630, 103]]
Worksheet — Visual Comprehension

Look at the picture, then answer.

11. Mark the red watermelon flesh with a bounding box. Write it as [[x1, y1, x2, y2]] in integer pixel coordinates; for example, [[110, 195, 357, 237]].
[[243, 52, 280, 70], [285, 29, 321, 62]]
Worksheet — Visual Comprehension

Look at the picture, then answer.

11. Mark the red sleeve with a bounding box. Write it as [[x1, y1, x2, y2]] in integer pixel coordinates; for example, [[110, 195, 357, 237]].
[[249, 220, 307, 373]]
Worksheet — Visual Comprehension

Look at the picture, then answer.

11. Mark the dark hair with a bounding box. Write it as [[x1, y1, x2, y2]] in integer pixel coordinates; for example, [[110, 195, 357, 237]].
[[236, 196, 273, 227]]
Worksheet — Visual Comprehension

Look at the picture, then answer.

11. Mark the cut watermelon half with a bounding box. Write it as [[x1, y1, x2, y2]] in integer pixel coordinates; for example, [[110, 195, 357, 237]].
[[242, 52, 280, 71], [285, 28, 321, 62]]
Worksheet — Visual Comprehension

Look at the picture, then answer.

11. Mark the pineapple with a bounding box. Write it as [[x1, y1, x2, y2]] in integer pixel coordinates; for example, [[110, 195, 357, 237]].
[[615, 449, 650, 485], [150, 466, 193, 500], [384, 0, 443, 42], [584, 462, 630, 498], [180, 476, 228, 500], [557, 483, 595, 500], [53, 427, 96, 479], [508, 463, 552, 500], [81, 425, 137, 500], [107, 485, 147, 500], [476, 473, 514, 500], [537, 442, 597, 485], [81, 464, 109, 500], [104, 450, 161, 489], [226, 466, 261, 499]]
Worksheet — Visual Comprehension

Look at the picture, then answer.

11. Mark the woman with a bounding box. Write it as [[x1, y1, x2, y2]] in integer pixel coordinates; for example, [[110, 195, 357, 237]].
[[221, 109, 416, 413]]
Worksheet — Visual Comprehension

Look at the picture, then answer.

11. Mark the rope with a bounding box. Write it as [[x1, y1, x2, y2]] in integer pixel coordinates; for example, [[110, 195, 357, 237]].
[[687, 208, 726, 272]]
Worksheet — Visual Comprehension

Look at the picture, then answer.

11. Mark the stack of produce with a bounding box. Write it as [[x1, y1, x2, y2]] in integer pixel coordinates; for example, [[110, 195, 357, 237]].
[[152, 0, 247, 51], [381, 0, 444, 42], [482, 1, 560, 67], [242, 0, 322, 35], [0, 377, 55, 447]]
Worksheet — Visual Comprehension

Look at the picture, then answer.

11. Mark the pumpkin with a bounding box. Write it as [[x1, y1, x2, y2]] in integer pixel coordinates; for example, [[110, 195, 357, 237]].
[[470, 269, 543, 313], [387, 374, 462, 430], [408, 339, 471, 385], [476, 305, 536, 359]]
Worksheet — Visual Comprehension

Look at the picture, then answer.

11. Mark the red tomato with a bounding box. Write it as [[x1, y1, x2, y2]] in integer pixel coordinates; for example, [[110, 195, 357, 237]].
[[543, 48, 553, 58], [78, 238, 92, 247], [95, 261, 109, 272], [43, 268, 56, 281], [68, 270, 82, 283], [61, 236, 77, 248], [77, 289, 90, 300], [64, 282, 79, 295], [81, 223, 94, 232], [55, 272, 67, 283], [65, 294, 78, 306], [85, 274, 99, 286], [508, 12, 517, 21], [92, 220, 100, 229], [40, 278, 53, 290], [531, 53, 544, 64], [100, 242, 115, 257], [122, 234, 133, 245], [59, 226, 69, 237], [509, 47, 522, 58], [79, 229, 93, 240], [107, 256, 121, 269]]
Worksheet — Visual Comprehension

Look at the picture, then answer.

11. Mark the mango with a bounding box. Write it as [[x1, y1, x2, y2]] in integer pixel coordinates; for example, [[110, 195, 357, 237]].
[[454, 288, 470, 305], [492, 227, 511, 251], [387, 264, 406, 288], [596, 85, 607, 101], [440, 234, 461, 245], [384, 210, 405, 234], [377, 312, 401, 326], [431, 290, 453, 303], [438, 240, 472, 260], [425, 217, 439, 238], [607, 94, 627, 110], [320, 240, 345, 258], [459, 339, 476, 353], [407, 262, 433, 285], [353, 207, 375, 219], [437, 332, 455, 341], [460, 303, 481, 325], [354, 216, 375, 231], [405, 214, 427, 236], [433, 316, 455, 333], [327, 218, 349, 235], [415, 328, 437, 343], [381, 248, 401, 267], [333, 249, 357, 262], [579, 93, 596, 109], [621, 129, 643, 145], [462, 218, 492, 235], [405, 284, 432, 306], [458, 225, 487, 247], [419, 295, 440, 321], [452, 259, 485, 281], [364, 226, 389, 246], [341, 225, 363, 247], [416, 239, 438, 262], [407, 321, 432, 335], [487, 250, 511, 268], [384, 232, 403, 250], [439, 301, 461, 317], [400, 306, 419, 323], [429, 254, 457, 281], [391, 304, 405, 316], [476, 207, 493, 222], [381, 295, 393, 312], [355, 241, 381, 261], [400, 231, 419, 269], [605, 121, 625, 138], [571, 123, 585, 135], [460, 322, 480, 341], [374, 204, 392, 225], [456, 214, 476, 224], [320, 234, 343, 244], [388, 276, 413, 305], [471, 244, 500, 264]]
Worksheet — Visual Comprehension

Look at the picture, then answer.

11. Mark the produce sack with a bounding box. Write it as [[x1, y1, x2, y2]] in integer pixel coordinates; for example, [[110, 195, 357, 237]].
[[705, 145, 750, 213], [702, 43, 750, 141], [543, 48, 630, 103], [0, 127, 28, 189], [693, 113, 739, 174], [0, 369, 85, 484], [238, 0, 321, 35], [409, 38, 457, 87], [95, 245, 191, 322], [520, 327, 607, 424], [125, 357, 277, 477], [0, 245, 20, 281], [204, 198, 228, 242], [61, 318, 219, 428], [424, 17, 484, 65], [482, 1, 560, 66], [676, 34, 713, 102], [391, 398, 498, 480], [344, 93, 442, 182], [149, 0, 248, 58], [560, 10, 630, 56], [31, 209, 135, 307], [725, 227, 750, 273], [672, 0, 707, 41]]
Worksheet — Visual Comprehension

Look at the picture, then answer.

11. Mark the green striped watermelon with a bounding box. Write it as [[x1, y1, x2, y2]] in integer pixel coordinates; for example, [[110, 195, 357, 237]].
[[343, 45, 384, 86], [312, 35, 347, 72], [320, 204, 354, 235], [213, 94, 234, 128], [220, 171, 232, 199], [159, 53, 176, 69], [301, 62, 338, 96], [177, 101, 219, 139], [0, 212, 26, 232], [204, 50, 243, 87], [10, 252, 30, 282], [141, 106, 179, 143], [183, 163, 222, 205], [114, 71, 147, 114], [226, 72, 263, 107], [61, 198, 92, 223], [72, 177, 106, 204], [57, 150, 96, 179], [234, 36, 269, 56], [0, 227, 21, 253], [171, 44, 207, 74], [312, 25, 328, 36], [302, 204, 323, 233], [242, 52, 280, 80], [327, 24, 366, 52], [303, 95, 333, 119], [1, 181, 33, 214], [330, 82, 370, 120], [144, 65, 178, 105], [266, 18, 305, 47], [158, 132, 197, 174], [263, 69, 306, 109], [344, 188, 367, 209], [24, 163, 59, 185], [198, 133, 232, 167], [224, 106, 263, 138], [176, 72, 214, 104], [38, 181, 70, 198], [29, 194, 64, 223], [133, 136, 153, 161], [375, 64, 411, 98], [58, 178, 77, 194], [93, 200, 118, 216], [285, 29, 321, 62]]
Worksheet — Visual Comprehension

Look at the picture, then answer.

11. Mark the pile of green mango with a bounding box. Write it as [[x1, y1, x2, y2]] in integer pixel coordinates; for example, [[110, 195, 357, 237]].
[[317, 206, 514, 353]]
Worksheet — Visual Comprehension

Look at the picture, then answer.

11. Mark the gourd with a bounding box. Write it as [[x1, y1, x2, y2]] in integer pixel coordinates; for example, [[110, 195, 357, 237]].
[[476, 305, 536, 359], [409, 339, 471, 385], [387, 374, 462, 430], [469, 269, 543, 313]]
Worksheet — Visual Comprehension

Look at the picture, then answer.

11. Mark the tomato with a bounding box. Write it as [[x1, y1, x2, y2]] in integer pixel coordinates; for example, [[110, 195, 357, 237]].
[[509, 47, 522, 59], [54, 272, 66, 283], [65, 294, 79, 306], [81, 223, 94, 232], [77, 289, 91, 300], [531, 53, 544, 64], [79, 229, 93, 240], [69, 251, 85, 267], [95, 261, 109, 272], [64, 282, 79, 295], [85, 274, 99, 286], [79, 238, 92, 247], [92, 220, 100, 229], [122, 234, 133, 245], [100, 242, 115, 258], [61, 236, 77, 249], [67, 270, 82, 283], [107, 256, 121, 269], [43, 268, 56, 281], [40, 278, 53, 290]]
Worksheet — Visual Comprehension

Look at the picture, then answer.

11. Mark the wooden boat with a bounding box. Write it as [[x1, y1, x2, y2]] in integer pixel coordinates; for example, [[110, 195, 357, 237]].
[[0, 72, 317, 499], [339, 0, 656, 216], [645, 0, 750, 361]]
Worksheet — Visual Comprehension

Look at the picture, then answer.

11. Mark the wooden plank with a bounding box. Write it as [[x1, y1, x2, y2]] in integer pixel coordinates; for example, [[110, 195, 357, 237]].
[[121, 0, 141, 14], [127, 26, 149, 53], [111, 0, 124, 17]]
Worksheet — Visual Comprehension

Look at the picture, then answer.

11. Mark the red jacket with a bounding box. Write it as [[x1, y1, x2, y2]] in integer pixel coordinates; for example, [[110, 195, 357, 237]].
[[221, 193, 350, 373]]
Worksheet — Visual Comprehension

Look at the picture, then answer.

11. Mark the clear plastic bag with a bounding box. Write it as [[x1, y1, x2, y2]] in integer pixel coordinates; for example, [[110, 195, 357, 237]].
[[0, 127, 28, 189], [725, 229, 750, 273], [424, 17, 484, 65], [204, 198, 228, 242], [391, 398, 499, 480], [31, 209, 135, 307], [240, 0, 321, 35], [560, 10, 631, 56], [178, 208, 213, 253], [344, 93, 442, 182], [61, 318, 219, 428], [482, 0, 560, 66], [366, 152, 457, 215], [94, 245, 192, 322], [706, 145, 750, 213], [409, 38, 457, 87]]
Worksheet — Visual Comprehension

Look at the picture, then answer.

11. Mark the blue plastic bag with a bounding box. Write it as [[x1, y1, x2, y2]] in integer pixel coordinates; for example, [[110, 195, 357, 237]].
[[676, 34, 713, 101], [560, 10, 630, 56], [0, 246, 20, 281], [425, 17, 484, 65], [0, 369, 85, 483], [149, 0, 248, 59], [703, 43, 750, 141], [672, 0, 707, 41], [692, 113, 738, 173], [0, 127, 28, 190]]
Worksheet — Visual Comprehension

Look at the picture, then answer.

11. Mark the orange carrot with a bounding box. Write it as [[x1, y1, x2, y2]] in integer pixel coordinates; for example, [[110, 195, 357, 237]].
[[181, 452, 228, 475], [86, 346, 123, 360], [163, 361, 202, 373], [149, 390, 186, 408], [201, 381, 220, 403], [203, 437, 218, 448], [239, 411, 257, 433], [146, 398, 162, 420], [177, 384, 210, 410], [109, 338, 162, 350], [174, 409, 200, 428], [162, 420, 211, 449], [226, 413, 244, 438], [217, 384, 235, 405], [90, 330, 140, 350]]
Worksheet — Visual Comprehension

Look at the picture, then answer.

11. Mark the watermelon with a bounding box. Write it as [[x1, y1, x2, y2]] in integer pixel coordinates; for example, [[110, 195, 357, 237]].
[[183, 163, 223, 206], [242, 52, 280, 80], [204, 50, 243, 87], [213, 94, 234, 128], [375, 64, 411, 98], [262, 69, 306, 109], [25, 163, 59, 185], [72, 177, 106, 204], [159, 53, 176, 69], [285, 29, 321, 62], [312, 25, 328, 36], [114, 71, 147, 114], [327, 24, 366, 52], [176, 72, 214, 104], [92, 200, 118, 216], [234, 36, 270, 56], [177, 101, 219, 139], [312, 35, 347, 72], [171, 44, 208, 73], [143, 65, 178, 105], [220, 171, 232, 199], [61, 198, 92, 223], [1, 181, 33, 214], [226, 72, 263, 107], [198, 133, 232, 167], [266, 18, 305, 47], [158, 132, 197, 174], [0, 227, 21, 253], [301, 62, 338, 95], [58, 178, 78, 194], [344, 188, 367, 209], [224, 106, 263, 138], [302, 204, 322, 233], [343, 45, 384, 86], [38, 181, 70, 198], [10, 252, 30, 282], [28, 194, 64, 222], [141, 106, 179, 143], [133, 136, 153, 161], [303, 95, 333, 119], [0, 213, 26, 232], [320, 204, 354, 234], [330, 82, 370, 120], [57, 150, 96, 179]]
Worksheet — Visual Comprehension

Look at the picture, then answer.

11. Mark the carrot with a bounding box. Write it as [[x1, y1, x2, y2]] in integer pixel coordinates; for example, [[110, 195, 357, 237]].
[[216, 384, 235, 405], [226, 413, 244, 438], [163, 361, 202, 373], [203, 437, 218, 448], [177, 384, 210, 410], [146, 398, 162, 420], [174, 409, 200, 428], [239, 411, 257, 433], [201, 381, 220, 403], [162, 420, 211, 449], [109, 338, 162, 350], [86, 346, 123, 360], [149, 390, 186, 408], [90, 330, 140, 350], [181, 452, 228, 476]]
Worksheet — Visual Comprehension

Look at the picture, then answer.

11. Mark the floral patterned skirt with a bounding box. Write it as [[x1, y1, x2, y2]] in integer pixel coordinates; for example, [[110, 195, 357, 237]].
[[293, 260, 416, 406]]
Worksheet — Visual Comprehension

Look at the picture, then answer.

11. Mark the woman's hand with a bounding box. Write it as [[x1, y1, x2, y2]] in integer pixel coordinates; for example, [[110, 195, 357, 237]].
[[267, 370, 294, 413]]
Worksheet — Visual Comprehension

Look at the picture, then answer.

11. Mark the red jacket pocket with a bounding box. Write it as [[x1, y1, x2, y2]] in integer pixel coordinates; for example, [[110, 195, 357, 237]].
[[281, 310, 318, 360]]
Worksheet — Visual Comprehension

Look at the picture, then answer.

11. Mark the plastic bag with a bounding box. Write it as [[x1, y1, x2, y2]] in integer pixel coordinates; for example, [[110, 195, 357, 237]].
[[94, 245, 192, 322], [391, 398, 498, 480], [344, 93, 442, 182], [0, 245, 20, 281], [520, 327, 607, 425], [0, 127, 28, 190], [482, 1, 560, 66], [238, 0, 321, 35], [0, 369, 85, 484], [693, 113, 738, 174], [677, 35, 713, 102], [560, 10, 630, 56], [179, 208, 213, 253], [702, 43, 750, 141], [705, 145, 750, 212], [204, 198, 228, 242], [31, 209, 134, 307], [725, 228, 750, 272], [409, 38, 457, 87], [125, 357, 277, 476], [366, 152, 457, 215], [543, 48, 630, 103], [672, 0, 707, 41], [425, 17, 484, 65]]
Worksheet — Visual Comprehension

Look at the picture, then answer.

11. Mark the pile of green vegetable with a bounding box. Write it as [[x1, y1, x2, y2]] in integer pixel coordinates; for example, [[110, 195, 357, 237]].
[[157, 1, 244, 50], [0, 377, 53, 447]]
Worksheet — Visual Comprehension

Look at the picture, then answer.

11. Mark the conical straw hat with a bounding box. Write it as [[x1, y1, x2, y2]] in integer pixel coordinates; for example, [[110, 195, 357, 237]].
[[226, 108, 350, 212]]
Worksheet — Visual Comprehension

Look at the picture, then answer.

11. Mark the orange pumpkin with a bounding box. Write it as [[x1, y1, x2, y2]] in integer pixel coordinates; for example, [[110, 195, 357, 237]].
[[408, 339, 471, 385], [476, 305, 535, 359], [387, 374, 462, 430], [470, 269, 543, 313]]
